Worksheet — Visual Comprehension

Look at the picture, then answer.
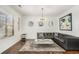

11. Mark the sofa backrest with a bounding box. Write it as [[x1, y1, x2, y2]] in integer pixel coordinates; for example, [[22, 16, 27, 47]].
[[37, 32, 53, 39]]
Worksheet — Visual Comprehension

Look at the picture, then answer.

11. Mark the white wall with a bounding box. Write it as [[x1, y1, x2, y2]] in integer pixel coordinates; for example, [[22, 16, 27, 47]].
[[21, 6, 79, 39], [21, 16, 56, 39], [0, 6, 22, 53], [56, 6, 79, 37]]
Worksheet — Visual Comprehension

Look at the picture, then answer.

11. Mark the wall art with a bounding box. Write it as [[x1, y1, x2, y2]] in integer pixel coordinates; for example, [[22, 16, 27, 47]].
[[39, 21, 43, 26], [59, 13, 72, 31]]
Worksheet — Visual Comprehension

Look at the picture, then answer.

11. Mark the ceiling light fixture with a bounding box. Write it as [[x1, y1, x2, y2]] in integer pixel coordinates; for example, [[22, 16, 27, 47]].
[[40, 8, 45, 20], [18, 5, 23, 8]]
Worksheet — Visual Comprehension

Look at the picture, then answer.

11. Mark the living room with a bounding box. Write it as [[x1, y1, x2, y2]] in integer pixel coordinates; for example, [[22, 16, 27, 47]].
[[0, 5, 79, 54]]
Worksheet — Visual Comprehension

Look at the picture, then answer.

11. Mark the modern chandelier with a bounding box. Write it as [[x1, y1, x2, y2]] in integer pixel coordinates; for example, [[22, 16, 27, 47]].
[[40, 8, 45, 20]]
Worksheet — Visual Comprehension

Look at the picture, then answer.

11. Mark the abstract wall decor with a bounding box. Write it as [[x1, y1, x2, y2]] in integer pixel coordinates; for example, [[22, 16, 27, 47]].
[[18, 17, 20, 30], [39, 21, 44, 26], [59, 13, 72, 31], [28, 21, 33, 27]]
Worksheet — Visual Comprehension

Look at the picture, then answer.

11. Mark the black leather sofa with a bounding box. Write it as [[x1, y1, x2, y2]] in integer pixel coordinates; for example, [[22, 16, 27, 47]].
[[52, 32, 79, 50]]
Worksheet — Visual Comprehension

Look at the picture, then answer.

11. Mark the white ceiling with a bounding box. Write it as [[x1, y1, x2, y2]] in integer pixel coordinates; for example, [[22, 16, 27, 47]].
[[11, 5, 74, 16]]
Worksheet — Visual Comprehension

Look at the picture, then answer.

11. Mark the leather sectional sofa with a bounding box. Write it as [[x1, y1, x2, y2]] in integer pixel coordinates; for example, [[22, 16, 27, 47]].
[[53, 32, 79, 50]]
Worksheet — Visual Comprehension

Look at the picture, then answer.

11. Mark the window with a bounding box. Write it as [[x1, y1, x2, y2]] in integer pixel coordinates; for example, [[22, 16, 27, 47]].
[[0, 13, 14, 39]]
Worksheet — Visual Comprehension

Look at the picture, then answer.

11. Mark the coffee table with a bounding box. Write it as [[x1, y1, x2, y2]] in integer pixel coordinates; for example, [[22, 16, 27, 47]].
[[34, 39, 54, 44]]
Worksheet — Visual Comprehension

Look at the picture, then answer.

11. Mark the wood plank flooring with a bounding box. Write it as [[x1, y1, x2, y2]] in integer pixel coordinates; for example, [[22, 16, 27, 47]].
[[64, 51, 79, 54], [2, 41, 25, 54], [2, 40, 79, 54]]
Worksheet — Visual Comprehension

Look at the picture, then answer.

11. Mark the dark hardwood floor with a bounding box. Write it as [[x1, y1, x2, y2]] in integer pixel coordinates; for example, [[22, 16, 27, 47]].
[[2, 40, 25, 54], [2, 40, 79, 54], [64, 51, 79, 54]]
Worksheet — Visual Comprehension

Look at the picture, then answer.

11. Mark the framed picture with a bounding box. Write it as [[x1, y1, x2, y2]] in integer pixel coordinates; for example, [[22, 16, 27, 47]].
[[18, 17, 20, 30], [59, 13, 72, 31]]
